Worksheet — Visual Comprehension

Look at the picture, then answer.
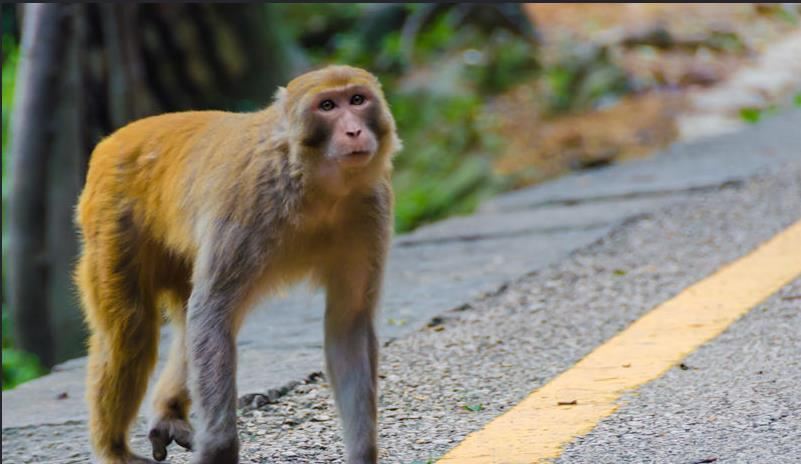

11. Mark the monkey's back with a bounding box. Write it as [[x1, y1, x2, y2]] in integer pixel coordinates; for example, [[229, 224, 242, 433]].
[[77, 110, 243, 258], [75, 112, 243, 317], [74, 106, 293, 315]]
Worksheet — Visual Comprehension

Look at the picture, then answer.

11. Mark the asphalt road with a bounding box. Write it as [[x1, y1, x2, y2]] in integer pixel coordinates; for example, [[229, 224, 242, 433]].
[[558, 278, 801, 464], [219, 154, 800, 464], [2, 111, 800, 463]]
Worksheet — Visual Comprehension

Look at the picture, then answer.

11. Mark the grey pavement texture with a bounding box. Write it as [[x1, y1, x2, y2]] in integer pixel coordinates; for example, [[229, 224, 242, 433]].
[[556, 278, 801, 464], [2, 108, 800, 463]]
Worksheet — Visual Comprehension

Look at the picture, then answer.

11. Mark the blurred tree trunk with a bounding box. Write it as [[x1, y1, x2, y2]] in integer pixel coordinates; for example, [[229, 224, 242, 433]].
[[7, 3, 66, 368], [7, 3, 302, 367]]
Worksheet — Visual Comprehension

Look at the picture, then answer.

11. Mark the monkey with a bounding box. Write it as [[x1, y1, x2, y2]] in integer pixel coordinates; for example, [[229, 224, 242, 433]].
[[74, 65, 402, 464]]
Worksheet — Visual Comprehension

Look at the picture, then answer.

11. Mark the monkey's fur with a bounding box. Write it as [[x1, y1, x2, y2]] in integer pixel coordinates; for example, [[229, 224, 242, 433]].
[[74, 65, 401, 464]]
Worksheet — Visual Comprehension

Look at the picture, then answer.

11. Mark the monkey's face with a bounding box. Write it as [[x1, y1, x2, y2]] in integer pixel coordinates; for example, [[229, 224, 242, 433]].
[[282, 66, 401, 195], [301, 85, 384, 169]]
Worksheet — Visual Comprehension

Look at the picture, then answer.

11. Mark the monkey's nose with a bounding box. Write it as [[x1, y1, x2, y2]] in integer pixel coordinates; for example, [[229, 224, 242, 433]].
[[346, 129, 361, 138]]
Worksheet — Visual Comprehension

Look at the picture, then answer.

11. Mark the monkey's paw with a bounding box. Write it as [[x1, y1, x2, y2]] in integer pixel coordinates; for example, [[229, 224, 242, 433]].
[[148, 417, 194, 461]]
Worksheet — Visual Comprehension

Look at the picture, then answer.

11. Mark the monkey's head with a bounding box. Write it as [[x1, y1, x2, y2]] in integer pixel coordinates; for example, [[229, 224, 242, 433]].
[[275, 66, 402, 193]]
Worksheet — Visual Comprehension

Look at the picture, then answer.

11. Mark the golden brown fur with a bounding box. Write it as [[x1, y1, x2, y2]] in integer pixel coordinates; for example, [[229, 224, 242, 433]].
[[75, 65, 401, 464]]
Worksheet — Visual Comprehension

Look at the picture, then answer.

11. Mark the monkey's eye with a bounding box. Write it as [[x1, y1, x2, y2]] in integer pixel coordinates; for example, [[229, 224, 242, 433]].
[[350, 94, 365, 105], [319, 100, 336, 111]]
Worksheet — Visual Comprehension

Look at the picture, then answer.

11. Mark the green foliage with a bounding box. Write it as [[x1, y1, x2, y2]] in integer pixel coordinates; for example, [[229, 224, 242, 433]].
[[3, 307, 46, 390], [739, 107, 763, 124], [461, 30, 540, 95], [463, 403, 483, 412], [3, 348, 45, 390], [2, 34, 16, 314], [332, 29, 407, 75], [705, 30, 747, 53], [773, 5, 800, 25], [739, 105, 781, 125], [794, 93, 801, 107], [273, 3, 383, 66], [2, 33, 17, 201], [414, 9, 462, 57], [389, 91, 508, 232], [542, 43, 631, 114]]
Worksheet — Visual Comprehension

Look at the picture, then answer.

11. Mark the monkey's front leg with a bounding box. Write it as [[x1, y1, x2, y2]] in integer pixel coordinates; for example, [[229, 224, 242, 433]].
[[324, 265, 382, 464], [185, 240, 263, 464], [186, 287, 242, 464]]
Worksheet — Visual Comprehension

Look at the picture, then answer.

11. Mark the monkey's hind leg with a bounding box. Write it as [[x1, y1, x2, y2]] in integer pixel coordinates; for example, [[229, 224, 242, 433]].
[[148, 309, 194, 461], [79, 251, 161, 464]]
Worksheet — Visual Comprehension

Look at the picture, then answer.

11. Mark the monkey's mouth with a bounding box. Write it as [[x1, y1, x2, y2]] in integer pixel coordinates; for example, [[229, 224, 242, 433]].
[[337, 150, 373, 167]]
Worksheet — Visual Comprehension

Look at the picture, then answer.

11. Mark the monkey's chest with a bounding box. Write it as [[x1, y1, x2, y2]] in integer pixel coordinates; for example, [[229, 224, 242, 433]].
[[270, 225, 342, 276]]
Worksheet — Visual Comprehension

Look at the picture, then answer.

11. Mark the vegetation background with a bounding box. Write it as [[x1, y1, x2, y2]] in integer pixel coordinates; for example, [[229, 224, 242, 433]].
[[3, 3, 799, 390]]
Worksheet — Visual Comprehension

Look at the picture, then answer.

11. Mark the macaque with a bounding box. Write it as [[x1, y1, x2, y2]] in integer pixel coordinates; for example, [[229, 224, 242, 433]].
[[74, 65, 401, 464]]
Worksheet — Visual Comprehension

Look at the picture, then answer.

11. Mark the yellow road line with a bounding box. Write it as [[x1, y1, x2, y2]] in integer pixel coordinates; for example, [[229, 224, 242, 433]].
[[439, 219, 801, 464]]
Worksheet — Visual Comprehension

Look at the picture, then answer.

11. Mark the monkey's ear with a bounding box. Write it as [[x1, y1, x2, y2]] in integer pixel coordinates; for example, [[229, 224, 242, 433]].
[[273, 86, 288, 106], [391, 134, 404, 158], [273, 86, 287, 111]]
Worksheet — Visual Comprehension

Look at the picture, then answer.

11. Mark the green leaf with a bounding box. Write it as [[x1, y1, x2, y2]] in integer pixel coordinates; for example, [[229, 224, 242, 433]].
[[463, 404, 483, 412], [739, 107, 762, 124], [613, 269, 627, 276], [794, 93, 801, 107], [776, 7, 799, 25], [2, 347, 45, 390]]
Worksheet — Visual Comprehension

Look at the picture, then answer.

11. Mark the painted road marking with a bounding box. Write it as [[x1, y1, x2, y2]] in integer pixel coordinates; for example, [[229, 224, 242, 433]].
[[439, 219, 801, 463]]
